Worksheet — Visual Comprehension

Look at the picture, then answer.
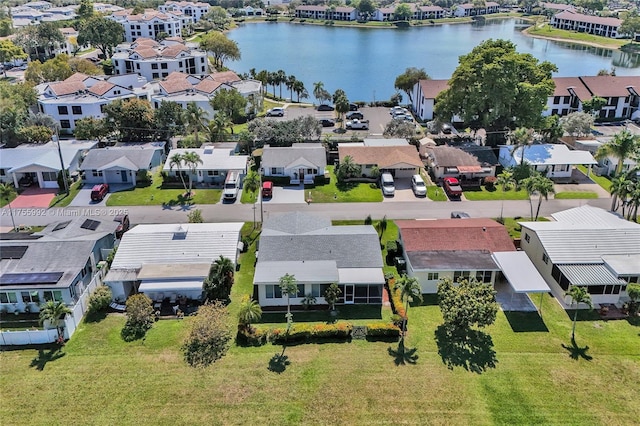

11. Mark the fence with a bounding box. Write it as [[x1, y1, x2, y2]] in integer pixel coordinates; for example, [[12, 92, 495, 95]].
[[0, 268, 106, 346]]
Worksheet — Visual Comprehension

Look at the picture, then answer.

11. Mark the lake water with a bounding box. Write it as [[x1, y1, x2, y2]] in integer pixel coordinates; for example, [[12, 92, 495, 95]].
[[226, 19, 640, 102]]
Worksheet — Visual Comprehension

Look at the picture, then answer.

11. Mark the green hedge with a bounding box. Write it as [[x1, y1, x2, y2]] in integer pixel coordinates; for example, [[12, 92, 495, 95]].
[[366, 322, 401, 341], [270, 322, 353, 345]]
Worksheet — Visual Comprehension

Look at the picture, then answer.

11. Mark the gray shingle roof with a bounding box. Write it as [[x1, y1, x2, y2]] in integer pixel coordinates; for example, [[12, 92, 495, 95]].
[[262, 143, 326, 169], [80, 146, 160, 170]]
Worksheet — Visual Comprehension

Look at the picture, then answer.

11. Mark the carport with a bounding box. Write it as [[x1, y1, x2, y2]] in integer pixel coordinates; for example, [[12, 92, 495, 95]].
[[492, 251, 550, 313]]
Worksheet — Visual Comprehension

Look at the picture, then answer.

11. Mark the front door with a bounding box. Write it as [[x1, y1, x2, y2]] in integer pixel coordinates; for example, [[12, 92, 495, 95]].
[[344, 285, 354, 304], [121, 170, 128, 182]]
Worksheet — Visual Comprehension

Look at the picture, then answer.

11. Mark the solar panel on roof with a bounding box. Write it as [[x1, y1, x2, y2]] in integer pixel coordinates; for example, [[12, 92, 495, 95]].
[[0, 246, 28, 259], [0, 272, 64, 286], [53, 221, 71, 231], [81, 219, 100, 231]]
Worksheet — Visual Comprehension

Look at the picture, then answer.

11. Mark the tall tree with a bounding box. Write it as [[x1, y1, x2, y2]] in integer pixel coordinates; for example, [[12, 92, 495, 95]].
[[210, 89, 247, 125], [77, 0, 95, 20], [182, 301, 232, 368], [169, 153, 188, 193], [394, 274, 423, 340], [437, 278, 498, 333], [565, 286, 592, 341], [394, 67, 429, 105], [25, 54, 74, 84], [278, 273, 299, 329], [509, 127, 534, 165], [183, 102, 209, 146], [39, 300, 72, 343], [595, 129, 640, 177], [334, 91, 350, 127], [0, 40, 26, 77], [275, 69, 286, 99], [103, 98, 155, 141], [560, 112, 594, 137], [208, 112, 231, 142], [582, 96, 606, 117], [153, 100, 185, 140], [182, 150, 203, 197], [292, 80, 308, 103], [199, 31, 240, 69], [78, 16, 124, 58], [313, 81, 331, 105], [521, 173, 555, 220], [286, 75, 297, 101], [394, 3, 412, 21], [74, 117, 110, 142], [435, 39, 556, 138], [619, 10, 640, 42]]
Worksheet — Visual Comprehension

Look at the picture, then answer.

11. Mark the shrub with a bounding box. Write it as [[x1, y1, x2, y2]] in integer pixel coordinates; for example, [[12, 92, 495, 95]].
[[366, 322, 401, 340], [88, 285, 112, 313], [386, 278, 407, 320], [121, 294, 154, 342], [136, 170, 151, 187], [484, 176, 497, 190], [269, 322, 352, 344], [386, 240, 398, 256], [236, 325, 268, 346], [183, 301, 233, 367]]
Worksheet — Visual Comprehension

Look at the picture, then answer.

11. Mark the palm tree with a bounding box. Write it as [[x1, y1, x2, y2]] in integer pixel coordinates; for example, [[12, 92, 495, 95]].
[[626, 178, 640, 222], [207, 114, 229, 142], [565, 286, 593, 341], [609, 172, 632, 212], [394, 274, 423, 340], [286, 75, 297, 101], [0, 183, 17, 232], [292, 80, 308, 103], [243, 171, 260, 195], [39, 300, 72, 343], [521, 174, 555, 221], [213, 255, 235, 294], [169, 153, 188, 193], [313, 81, 325, 103], [267, 71, 277, 97], [275, 69, 286, 99], [376, 215, 388, 241], [181, 151, 203, 198], [595, 129, 640, 176], [496, 169, 515, 192], [183, 102, 208, 146], [238, 296, 262, 331], [278, 273, 299, 321], [509, 127, 534, 165]]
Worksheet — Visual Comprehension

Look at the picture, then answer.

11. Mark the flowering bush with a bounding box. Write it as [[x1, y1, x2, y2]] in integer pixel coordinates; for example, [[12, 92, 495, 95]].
[[366, 322, 401, 340]]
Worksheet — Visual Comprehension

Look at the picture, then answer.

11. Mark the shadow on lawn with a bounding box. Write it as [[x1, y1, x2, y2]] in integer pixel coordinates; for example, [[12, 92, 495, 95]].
[[30, 346, 66, 371], [388, 340, 419, 366], [83, 310, 107, 323], [504, 311, 549, 333], [434, 325, 497, 374], [561, 338, 593, 361], [268, 346, 290, 374]]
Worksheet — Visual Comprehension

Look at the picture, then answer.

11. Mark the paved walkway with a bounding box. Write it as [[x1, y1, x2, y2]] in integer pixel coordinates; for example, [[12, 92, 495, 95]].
[[9, 188, 57, 208]]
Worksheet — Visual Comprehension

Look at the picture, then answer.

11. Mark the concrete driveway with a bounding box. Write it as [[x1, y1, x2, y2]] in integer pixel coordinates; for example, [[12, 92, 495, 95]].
[[69, 183, 133, 207], [382, 178, 431, 202], [259, 186, 305, 204], [8, 187, 57, 208]]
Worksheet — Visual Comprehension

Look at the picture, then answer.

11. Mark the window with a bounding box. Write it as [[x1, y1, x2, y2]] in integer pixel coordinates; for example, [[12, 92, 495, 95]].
[[453, 271, 470, 282], [475, 271, 492, 283], [58, 105, 68, 115], [152, 73, 159, 79], [265, 285, 282, 299], [201, 57, 205, 63], [72, 105, 82, 115], [0, 292, 18, 303], [311, 284, 322, 298], [21, 291, 40, 304], [161, 63, 168, 69], [92, 170, 103, 177], [151, 63, 158, 69], [553, 96, 560, 104], [44, 290, 63, 302], [42, 171, 57, 181], [60, 120, 71, 129], [542, 253, 549, 264], [161, 73, 168, 78], [524, 233, 530, 243], [427, 272, 439, 280]]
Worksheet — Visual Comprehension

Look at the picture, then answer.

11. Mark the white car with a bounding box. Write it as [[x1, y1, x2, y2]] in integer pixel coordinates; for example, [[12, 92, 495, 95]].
[[391, 108, 409, 117], [266, 107, 284, 117], [411, 174, 427, 197]]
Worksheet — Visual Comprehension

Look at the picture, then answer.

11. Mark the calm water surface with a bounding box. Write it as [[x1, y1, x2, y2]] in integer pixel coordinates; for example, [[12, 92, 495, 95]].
[[227, 19, 640, 102]]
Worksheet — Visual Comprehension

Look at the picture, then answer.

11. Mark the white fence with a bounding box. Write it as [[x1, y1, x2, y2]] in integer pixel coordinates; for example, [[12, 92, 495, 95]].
[[0, 268, 106, 346]]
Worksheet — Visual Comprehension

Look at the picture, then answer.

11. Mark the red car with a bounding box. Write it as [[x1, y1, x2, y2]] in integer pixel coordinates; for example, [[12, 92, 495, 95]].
[[443, 177, 462, 198], [91, 184, 109, 201], [261, 181, 273, 198]]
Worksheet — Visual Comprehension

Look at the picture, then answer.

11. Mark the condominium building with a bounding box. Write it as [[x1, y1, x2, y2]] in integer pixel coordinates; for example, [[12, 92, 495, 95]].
[[109, 9, 189, 42], [158, 1, 210, 22]]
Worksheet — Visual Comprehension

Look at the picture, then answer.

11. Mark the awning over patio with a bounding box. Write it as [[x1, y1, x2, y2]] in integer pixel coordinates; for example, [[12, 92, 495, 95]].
[[457, 165, 483, 173], [492, 251, 550, 293], [138, 280, 203, 293]]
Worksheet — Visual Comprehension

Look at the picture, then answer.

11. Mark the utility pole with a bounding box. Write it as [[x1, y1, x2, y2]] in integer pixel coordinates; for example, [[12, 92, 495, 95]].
[[259, 168, 264, 224], [54, 127, 69, 195]]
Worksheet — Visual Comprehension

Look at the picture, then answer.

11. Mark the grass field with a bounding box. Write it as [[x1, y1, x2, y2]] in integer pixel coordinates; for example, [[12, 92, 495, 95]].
[[464, 186, 529, 201], [499, 216, 549, 239], [578, 165, 612, 192], [2, 221, 638, 425], [555, 191, 599, 199], [527, 24, 628, 48], [308, 167, 382, 203], [48, 180, 83, 208], [427, 185, 448, 201]]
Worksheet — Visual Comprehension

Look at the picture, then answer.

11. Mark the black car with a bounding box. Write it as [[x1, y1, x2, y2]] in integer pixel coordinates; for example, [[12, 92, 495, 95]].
[[346, 111, 363, 120], [349, 103, 359, 111], [317, 104, 335, 111], [318, 118, 335, 127]]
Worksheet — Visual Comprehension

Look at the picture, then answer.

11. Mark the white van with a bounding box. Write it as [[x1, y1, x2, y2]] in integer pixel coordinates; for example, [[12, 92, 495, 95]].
[[380, 173, 395, 197], [223, 171, 241, 201], [411, 174, 427, 197]]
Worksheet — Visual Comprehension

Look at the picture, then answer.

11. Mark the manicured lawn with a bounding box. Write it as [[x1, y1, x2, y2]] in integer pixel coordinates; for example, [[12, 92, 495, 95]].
[[106, 171, 221, 206], [555, 191, 598, 199], [307, 166, 383, 203], [1, 219, 638, 424], [240, 187, 258, 204], [48, 180, 83, 208], [577, 165, 612, 192], [0, 190, 18, 207], [427, 185, 447, 201], [527, 24, 628, 48], [464, 186, 529, 201], [498, 216, 549, 239]]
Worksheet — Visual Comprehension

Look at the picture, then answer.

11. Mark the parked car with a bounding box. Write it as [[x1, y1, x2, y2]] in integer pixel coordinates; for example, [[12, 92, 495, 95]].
[[317, 104, 335, 111], [442, 123, 453, 134], [266, 107, 285, 117], [114, 214, 130, 239], [346, 111, 364, 120], [349, 103, 359, 111], [450, 211, 471, 219], [318, 118, 335, 127], [411, 174, 427, 197], [380, 173, 395, 197], [391, 109, 410, 118], [223, 171, 241, 201], [443, 177, 462, 199], [90, 183, 109, 202], [261, 181, 273, 198], [389, 106, 408, 115], [393, 114, 414, 122], [346, 119, 369, 130]]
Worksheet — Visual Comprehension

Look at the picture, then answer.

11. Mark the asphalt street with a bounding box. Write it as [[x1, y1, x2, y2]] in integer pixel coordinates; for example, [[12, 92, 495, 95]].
[[0, 197, 612, 228]]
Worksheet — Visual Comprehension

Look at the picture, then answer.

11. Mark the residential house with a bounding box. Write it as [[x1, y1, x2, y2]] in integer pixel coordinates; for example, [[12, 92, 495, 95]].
[[104, 222, 243, 301], [550, 10, 622, 38], [80, 143, 165, 186], [37, 73, 153, 132], [571, 138, 638, 177], [424, 144, 498, 182], [0, 216, 118, 315], [254, 212, 384, 308], [295, 5, 357, 21], [520, 205, 640, 306], [112, 38, 209, 80], [396, 218, 517, 293], [262, 143, 327, 184], [454, 2, 499, 17], [109, 9, 187, 42], [498, 143, 596, 178], [578, 76, 640, 120], [158, 1, 210, 22], [338, 144, 423, 178], [372, 7, 394, 21], [163, 146, 248, 185], [0, 140, 97, 189]]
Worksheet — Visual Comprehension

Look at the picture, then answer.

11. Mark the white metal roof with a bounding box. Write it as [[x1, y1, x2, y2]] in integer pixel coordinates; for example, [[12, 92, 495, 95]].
[[499, 144, 596, 167], [163, 147, 248, 172], [254, 261, 339, 284], [2, 140, 97, 172], [550, 205, 636, 228], [492, 252, 550, 293], [557, 264, 627, 286], [109, 223, 242, 270], [138, 280, 203, 293], [602, 254, 640, 276], [338, 268, 385, 284]]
